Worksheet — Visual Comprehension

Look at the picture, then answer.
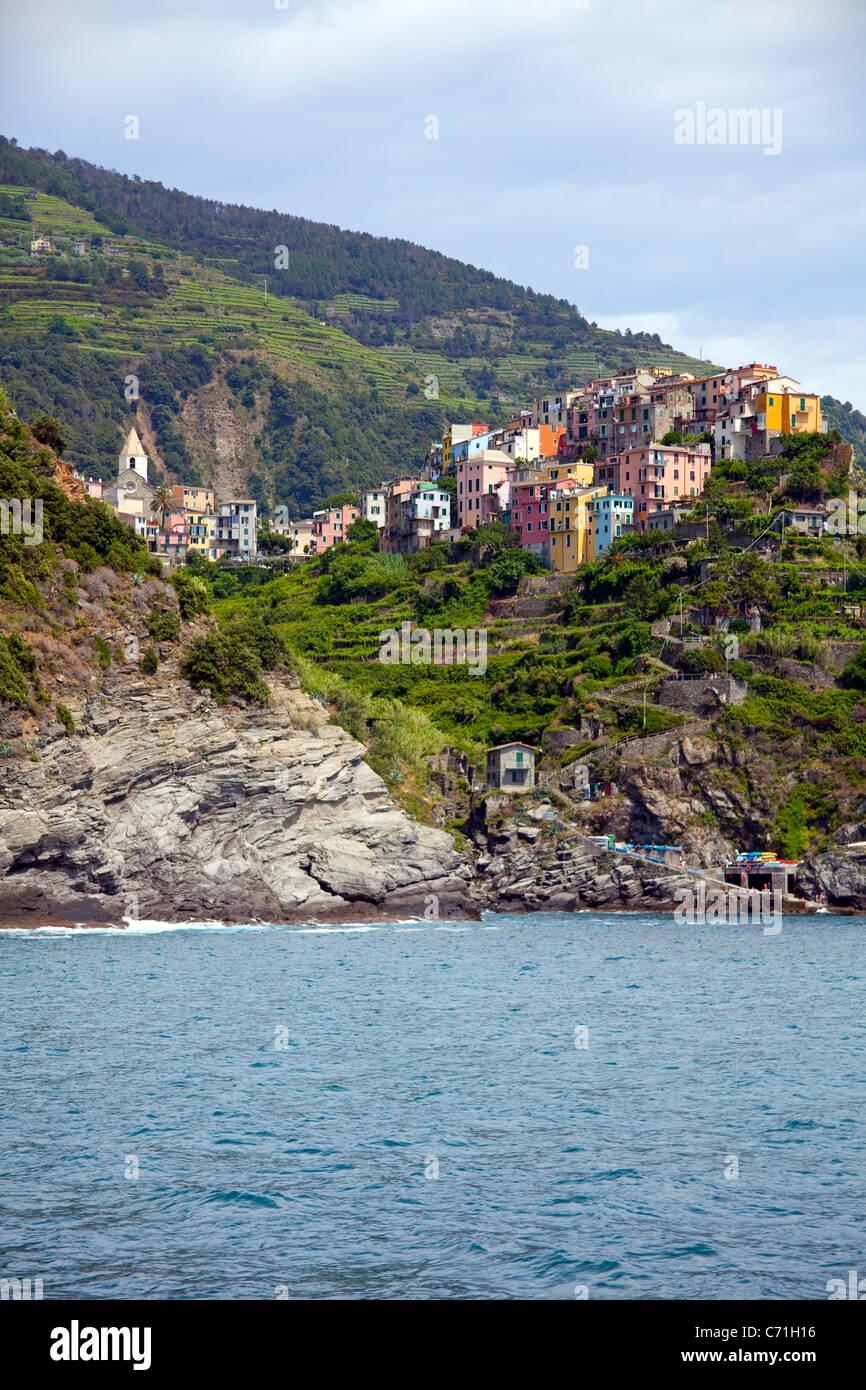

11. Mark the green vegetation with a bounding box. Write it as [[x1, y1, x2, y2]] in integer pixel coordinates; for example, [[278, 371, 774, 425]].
[[56, 702, 75, 734], [0, 383, 160, 596], [148, 606, 181, 642], [0, 632, 37, 706], [0, 138, 722, 509], [171, 569, 210, 620], [181, 614, 288, 705]]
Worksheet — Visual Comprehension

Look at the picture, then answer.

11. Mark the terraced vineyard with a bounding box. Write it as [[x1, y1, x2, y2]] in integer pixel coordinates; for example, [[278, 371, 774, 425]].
[[0, 139, 736, 504]]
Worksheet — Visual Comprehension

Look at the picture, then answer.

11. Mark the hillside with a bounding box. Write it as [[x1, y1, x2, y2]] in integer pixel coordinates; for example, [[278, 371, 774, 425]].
[[0, 393, 695, 924], [5, 386, 866, 911], [0, 135, 721, 511], [198, 498, 866, 873]]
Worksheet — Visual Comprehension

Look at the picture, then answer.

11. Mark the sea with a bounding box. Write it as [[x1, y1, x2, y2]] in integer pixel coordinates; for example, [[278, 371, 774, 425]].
[[0, 910, 862, 1300]]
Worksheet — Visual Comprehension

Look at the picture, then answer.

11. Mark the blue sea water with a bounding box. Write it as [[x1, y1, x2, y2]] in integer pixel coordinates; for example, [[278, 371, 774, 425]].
[[0, 910, 863, 1300]]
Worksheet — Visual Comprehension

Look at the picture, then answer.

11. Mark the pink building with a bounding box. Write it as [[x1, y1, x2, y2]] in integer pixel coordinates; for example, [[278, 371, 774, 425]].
[[510, 476, 584, 550], [596, 444, 712, 525], [510, 480, 550, 547], [383, 478, 421, 537], [456, 453, 509, 528], [312, 502, 360, 553]]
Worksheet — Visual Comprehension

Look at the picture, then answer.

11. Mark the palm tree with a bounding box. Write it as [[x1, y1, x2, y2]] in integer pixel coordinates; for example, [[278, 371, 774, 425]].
[[153, 484, 173, 531]]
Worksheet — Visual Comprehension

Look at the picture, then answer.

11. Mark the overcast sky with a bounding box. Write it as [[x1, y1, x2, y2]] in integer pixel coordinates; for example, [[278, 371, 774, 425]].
[[2, 0, 864, 403]]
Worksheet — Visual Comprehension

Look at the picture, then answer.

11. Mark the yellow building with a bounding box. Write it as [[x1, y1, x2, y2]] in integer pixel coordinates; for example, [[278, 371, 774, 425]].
[[548, 485, 608, 573], [442, 430, 453, 475], [186, 511, 216, 560], [173, 484, 216, 514], [543, 459, 595, 486], [755, 389, 823, 435]]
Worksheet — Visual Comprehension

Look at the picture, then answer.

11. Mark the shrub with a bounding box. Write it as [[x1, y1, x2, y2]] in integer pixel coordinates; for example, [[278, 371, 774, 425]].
[[840, 642, 866, 692], [93, 635, 112, 668], [181, 618, 286, 705], [140, 645, 159, 675], [148, 607, 181, 642], [56, 703, 75, 734], [415, 572, 462, 618], [172, 569, 210, 620], [0, 635, 32, 706], [485, 546, 541, 596], [584, 653, 613, 679], [728, 658, 753, 679], [674, 648, 724, 674]]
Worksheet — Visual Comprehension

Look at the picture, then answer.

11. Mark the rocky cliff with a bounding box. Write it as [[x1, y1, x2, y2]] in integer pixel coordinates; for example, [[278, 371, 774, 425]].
[[0, 674, 476, 927], [3, 556, 866, 925]]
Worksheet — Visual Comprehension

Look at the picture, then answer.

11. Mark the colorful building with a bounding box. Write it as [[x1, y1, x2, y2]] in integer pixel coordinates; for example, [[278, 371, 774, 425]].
[[543, 459, 595, 487], [456, 454, 510, 528], [380, 483, 451, 554], [754, 387, 823, 435], [510, 480, 551, 553], [186, 511, 218, 561], [172, 484, 215, 515], [587, 493, 635, 558], [529, 391, 583, 430], [548, 485, 608, 572], [442, 423, 488, 475], [311, 502, 360, 553], [596, 445, 712, 526]]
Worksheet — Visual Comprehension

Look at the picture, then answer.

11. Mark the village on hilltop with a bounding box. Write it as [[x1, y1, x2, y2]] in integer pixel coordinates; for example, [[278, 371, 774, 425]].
[[75, 360, 831, 572]]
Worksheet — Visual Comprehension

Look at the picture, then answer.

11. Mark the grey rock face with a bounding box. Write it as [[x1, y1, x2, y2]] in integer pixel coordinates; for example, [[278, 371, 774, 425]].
[[480, 834, 695, 914], [0, 681, 474, 927], [797, 850, 866, 910]]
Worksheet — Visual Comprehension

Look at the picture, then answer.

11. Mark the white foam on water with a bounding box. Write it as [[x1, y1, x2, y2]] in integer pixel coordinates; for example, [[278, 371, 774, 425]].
[[1, 915, 485, 939]]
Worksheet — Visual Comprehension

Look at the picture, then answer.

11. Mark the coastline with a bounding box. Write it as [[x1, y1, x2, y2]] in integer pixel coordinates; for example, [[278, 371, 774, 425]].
[[1, 893, 857, 931]]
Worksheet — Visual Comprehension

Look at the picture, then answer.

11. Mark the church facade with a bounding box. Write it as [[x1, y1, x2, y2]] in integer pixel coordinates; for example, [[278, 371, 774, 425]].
[[108, 425, 158, 520]]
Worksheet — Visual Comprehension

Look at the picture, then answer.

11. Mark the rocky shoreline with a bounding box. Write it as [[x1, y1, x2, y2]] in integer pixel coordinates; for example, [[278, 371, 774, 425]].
[[3, 671, 866, 929], [0, 677, 473, 929]]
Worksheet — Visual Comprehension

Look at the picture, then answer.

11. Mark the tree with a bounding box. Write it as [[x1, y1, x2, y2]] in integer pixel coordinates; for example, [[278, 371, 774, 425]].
[[321, 492, 359, 510], [127, 258, 151, 291], [840, 642, 866, 692], [346, 517, 378, 546], [622, 570, 669, 620], [30, 414, 68, 455], [153, 484, 174, 530], [486, 546, 541, 596]]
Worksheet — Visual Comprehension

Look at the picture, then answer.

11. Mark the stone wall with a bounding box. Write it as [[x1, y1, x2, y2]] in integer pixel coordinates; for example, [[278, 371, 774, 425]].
[[658, 676, 747, 711]]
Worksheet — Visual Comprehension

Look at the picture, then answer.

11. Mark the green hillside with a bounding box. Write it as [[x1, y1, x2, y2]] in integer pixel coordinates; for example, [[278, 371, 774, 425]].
[[0, 135, 721, 512], [1, 135, 861, 511]]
